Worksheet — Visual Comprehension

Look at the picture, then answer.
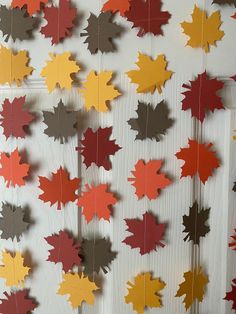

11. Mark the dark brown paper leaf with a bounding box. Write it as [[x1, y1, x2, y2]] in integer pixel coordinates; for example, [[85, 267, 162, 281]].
[[82, 11, 123, 54], [43, 100, 78, 144], [212, 0, 236, 5], [233, 182, 236, 192], [0, 6, 36, 42], [128, 100, 173, 141]]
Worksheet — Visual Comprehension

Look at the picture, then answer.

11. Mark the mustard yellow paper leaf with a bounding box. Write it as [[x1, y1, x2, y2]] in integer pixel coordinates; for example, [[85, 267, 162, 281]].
[[0, 251, 30, 287], [0, 45, 33, 86], [175, 268, 209, 310], [181, 6, 224, 53], [58, 272, 99, 308], [79, 71, 121, 112], [125, 272, 165, 314], [127, 53, 173, 94], [41, 52, 80, 93]]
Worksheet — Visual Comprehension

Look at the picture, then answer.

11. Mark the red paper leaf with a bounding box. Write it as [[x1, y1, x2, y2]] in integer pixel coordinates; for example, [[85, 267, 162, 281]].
[[45, 230, 81, 272], [128, 159, 171, 200], [0, 96, 35, 139], [176, 139, 220, 184], [78, 184, 118, 223], [232, 12, 236, 19], [229, 229, 236, 250], [123, 212, 166, 255], [231, 74, 236, 81], [125, 0, 171, 37], [182, 71, 224, 122], [102, 0, 131, 16], [0, 289, 37, 314], [77, 127, 121, 170], [41, 0, 77, 44], [224, 278, 236, 310], [11, 0, 49, 16], [38, 167, 80, 209]]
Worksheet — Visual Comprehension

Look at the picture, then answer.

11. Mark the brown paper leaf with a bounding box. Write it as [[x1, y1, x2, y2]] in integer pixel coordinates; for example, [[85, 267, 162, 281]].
[[212, 0, 236, 5]]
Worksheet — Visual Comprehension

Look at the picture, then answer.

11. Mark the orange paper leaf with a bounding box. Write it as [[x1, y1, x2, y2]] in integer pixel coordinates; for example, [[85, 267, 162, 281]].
[[11, 0, 49, 16], [102, 0, 131, 16]]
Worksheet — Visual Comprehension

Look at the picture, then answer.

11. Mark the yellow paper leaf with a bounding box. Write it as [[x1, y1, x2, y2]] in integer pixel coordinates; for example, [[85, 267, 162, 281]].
[[127, 53, 173, 94], [58, 272, 99, 308], [125, 272, 165, 314], [181, 5, 224, 53], [41, 52, 80, 93], [0, 251, 30, 287], [79, 71, 121, 112], [175, 268, 209, 310], [0, 45, 33, 86]]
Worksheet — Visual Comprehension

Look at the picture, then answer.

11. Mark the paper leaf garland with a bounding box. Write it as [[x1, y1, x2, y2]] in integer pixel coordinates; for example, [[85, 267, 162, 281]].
[[175, 139, 220, 184], [182, 71, 224, 122], [102, 0, 131, 16], [125, 0, 171, 37], [0, 251, 30, 287], [213, 0, 236, 5], [41, 52, 80, 93], [82, 12, 123, 54], [81, 238, 117, 275], [181, 5, 224, 53], [224, 278, 236, 310], [176, 268, 208, 310], [0, 203, 29, 241], [38, 167, 80, 209], [123, 212, 165, 255], [0, 149, 29, 187], [127, 53, 173, 94], [11, 0, 49, 16], [41, 0, 77, 45], [42, 100, 77, 143], [78, 184, 117, 223], [0, 45, 33, 86], [58, 272, 99, 308], [128, 159, 171, 200], [229, 229, 236, 250], [0, 96, 35, 139], [125, 272, 165, 314], [183, 201, 210, 245], [0, 290, 37, 314], [79, 71, 120, 112], [45, 230, 81, 272], [0, 6, 36, 42], [128, 100, 173, 141], [77, 127, 121, 170]]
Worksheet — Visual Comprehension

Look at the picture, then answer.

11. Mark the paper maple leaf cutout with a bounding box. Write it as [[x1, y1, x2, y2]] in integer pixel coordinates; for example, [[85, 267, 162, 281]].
[[78, 184, 117, 223], [11, 0, 49, 16], [41, 0, 77, 45], [224, 278, 236, 310], [0, 45, 33, 86], [43, 100, 77, 144], [0, 96, 35, 139], [128, 159, 171, 200], [77, 127, 121, 170], [79, 71, 121, 112], [0, 290, 37, 314], [228, 229, 236, 250], [176, 268, 208, 310], [233, 182, 236, 191], [128, 100, 173, 141], [102, 0, 131, 16], [182, 71, 224, 122], [81, 237, 117, 275], [127, 53, 173, 94], [175, 139, 220, 184], [125, 0, 171, 37], [182, 201, 210, 245], [125, 272, 165, 314], [0, 149, 29, 187], [213, 0, 236, 5], [181, 5, 224, 53], [0, 251, 30, 287], [123, 212, 165, 255], [45, 230, 81, 272], [82, 12, 123, 54], [58, 272, 99, 308], [38, 167, 80, 210], [0, 203, 29, 241], [0, 6, 36, 42], [41, 52, 80, 93]]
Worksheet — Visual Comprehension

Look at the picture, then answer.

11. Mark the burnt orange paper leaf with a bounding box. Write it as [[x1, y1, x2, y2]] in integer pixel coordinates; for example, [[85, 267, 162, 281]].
[[0, 149, 29, 187], [38, 167, 80, 209], [11, 0, 49, 16], [128, 159, 171, 200], [175, 139, 220, 184], [229, 229, 236, 250], [102, 0, 131, 16]]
